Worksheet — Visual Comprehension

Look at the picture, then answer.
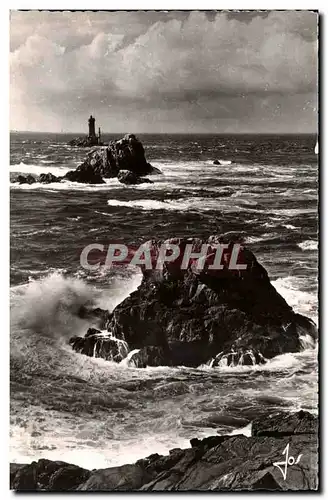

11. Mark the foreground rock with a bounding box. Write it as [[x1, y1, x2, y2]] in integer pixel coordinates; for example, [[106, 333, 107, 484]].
[[10, 410, 318, 491], [71, 235, 317, 367]]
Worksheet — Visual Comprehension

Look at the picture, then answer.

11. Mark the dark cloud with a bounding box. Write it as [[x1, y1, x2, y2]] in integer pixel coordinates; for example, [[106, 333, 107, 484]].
[[10, 10, 318, 133]]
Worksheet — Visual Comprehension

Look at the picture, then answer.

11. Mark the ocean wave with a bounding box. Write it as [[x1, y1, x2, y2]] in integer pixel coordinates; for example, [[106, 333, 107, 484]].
[[273, 208, 317, 216], [272, 276, 317, 323], [204, 347, 317, 375], [10, 177, 123, 191], [10, 271, 142, 341], [10, 162, 71, 177], [244, 233, 281, 244], [107, 199, 181, 211], [298, 240, 318, 251]]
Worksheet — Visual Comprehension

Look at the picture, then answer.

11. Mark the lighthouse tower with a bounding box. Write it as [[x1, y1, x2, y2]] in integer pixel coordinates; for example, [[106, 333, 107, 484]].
[[68, 115, 103, 146], [88, 115, 96, 139], [85, 115, 102, 146]]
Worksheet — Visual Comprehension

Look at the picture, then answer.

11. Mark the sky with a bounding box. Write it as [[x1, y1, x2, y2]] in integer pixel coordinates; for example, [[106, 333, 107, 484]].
[[10, 10, 318, 134]]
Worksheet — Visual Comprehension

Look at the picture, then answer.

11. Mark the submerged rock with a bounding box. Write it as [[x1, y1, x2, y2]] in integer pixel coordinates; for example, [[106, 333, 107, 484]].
[[10, 411, 318, 491], [117, 170, 153, 185]]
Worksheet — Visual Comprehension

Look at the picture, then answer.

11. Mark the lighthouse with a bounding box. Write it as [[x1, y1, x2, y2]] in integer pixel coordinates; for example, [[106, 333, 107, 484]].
[[87, 115, 102, 145], [68, 115, 103, 146], [88, 115, 96, 139]]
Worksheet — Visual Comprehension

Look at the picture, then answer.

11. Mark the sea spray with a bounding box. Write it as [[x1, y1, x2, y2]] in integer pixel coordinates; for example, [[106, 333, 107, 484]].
[[10, 271, 142, 378], [120, 349, 141, 367], [10, 271, 142, 340], [11, 272, 104, 341]]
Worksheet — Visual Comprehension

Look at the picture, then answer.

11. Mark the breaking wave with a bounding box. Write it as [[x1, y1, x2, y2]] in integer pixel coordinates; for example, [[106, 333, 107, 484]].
[[272, 276, 317, 323], [10, 162, 71, 177]]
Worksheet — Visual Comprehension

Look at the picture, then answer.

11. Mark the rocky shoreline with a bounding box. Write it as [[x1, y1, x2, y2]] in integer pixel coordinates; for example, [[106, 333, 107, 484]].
[[10, 410, 318, 491]]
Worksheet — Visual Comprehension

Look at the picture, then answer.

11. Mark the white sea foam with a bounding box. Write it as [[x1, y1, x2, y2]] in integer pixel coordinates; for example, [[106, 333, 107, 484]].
[[215, 159, 232, 166], [10, 162, 71, 177], [120, 349, 141, 367], [10, 177, 123, 191], [274, 208, 317, 216], [106, 197, 233, 212], [10, 270, 142, 342], [107, 199, 182, 210], [9, 426, 194, 470], [272, 276, 317, 323], [244, 233, 280, 244], [298, 240, 318, 251]]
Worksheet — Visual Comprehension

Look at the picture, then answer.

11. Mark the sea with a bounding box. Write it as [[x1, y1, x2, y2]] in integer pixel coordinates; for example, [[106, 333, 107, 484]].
[[10, 132, 318, 470]]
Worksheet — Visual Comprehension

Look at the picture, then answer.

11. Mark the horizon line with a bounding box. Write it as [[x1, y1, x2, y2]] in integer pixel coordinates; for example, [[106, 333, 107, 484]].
[[10, 130, 317, 136]]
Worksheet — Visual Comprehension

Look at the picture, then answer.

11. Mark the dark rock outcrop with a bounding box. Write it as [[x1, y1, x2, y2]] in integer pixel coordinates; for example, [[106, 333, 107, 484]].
[[69, 328, 129, 362], [64, 164, 105, 184], [74, 134, 161, 180], [15, 174, 37, 185], [69, 136, 103, 147], [117, 170, 153, 185], [77, 464, 150, 491], [77, 306, 111, 330], [38, 173, 61, 184], [10, 459, 90, 491], [10, 410, 318, 491], [78, 235, 316, 367], [127, 346, 171, 367], [252, 409, 317, 437], [13, 173, 61, 185], [13, 135, 160, 186]]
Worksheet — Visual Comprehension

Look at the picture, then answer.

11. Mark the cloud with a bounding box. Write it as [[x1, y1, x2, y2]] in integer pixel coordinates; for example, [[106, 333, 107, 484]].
[[10, 10, 318, 132]]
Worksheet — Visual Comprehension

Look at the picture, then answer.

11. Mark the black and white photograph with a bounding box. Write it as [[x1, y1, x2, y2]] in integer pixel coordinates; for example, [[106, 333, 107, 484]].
[[9, 9, 319, 491]]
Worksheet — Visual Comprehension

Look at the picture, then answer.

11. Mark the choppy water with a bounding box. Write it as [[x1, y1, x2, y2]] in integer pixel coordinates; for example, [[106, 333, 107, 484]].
[[10, 132, 318, 469]]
